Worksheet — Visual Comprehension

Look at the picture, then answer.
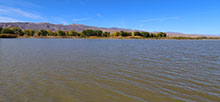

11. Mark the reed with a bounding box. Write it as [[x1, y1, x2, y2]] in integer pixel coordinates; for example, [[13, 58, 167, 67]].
[[0, 34, 18, 38]]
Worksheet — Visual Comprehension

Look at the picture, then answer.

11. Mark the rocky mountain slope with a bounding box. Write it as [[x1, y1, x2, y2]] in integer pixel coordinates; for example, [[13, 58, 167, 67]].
[[0, 22, 134, 33]]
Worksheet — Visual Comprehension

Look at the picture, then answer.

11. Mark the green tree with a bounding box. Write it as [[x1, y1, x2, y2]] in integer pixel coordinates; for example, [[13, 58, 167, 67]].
[[57, 30, 66, 36], [149, 33, 154, 37], [39, 30, 48, 36], [0, 27, 2, 34], [82, 29, 103, 36], [23, 29, 35, 36], [141, 32, 150, 37], [82, 29, 92, 36], [119, 31, 132, 37], [77, 32, 82, 37], [53, 32, 58, 36], [112, 32, 120, 36], [82, 29, 94, 36], [69, 30, 78, 36], [65, 31, 69, 36], [48, 30, 58, 36], [49, 31, 57, 36], [134, 32, 142, 36], [11, 27, 24, 36], [47, 30, 54, 36], [35, 31, 41, 36], [102, 32, 110, 37], [156, 32, 167, 37], [1, 28, 14, 34], [95, 30, 103, 36]]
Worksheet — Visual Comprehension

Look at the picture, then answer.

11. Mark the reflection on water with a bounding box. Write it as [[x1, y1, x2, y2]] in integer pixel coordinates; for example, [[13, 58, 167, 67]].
[[0, 39, 220, 102]]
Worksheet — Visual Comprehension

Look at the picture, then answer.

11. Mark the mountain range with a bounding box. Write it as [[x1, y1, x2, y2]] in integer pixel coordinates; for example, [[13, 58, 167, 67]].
[[0, 22, 215, 37]]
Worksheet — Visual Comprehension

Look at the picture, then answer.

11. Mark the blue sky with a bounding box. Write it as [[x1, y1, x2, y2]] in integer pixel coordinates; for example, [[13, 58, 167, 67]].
[[0, 0, 220, 35]]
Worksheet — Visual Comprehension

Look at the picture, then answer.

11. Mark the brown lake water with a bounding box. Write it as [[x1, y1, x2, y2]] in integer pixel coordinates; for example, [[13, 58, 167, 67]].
[[0, 39, 220, 102]]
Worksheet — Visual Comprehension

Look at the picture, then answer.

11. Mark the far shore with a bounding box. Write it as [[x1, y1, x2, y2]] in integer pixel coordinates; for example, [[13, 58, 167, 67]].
[[0, 27, 219, 40], [1, 34, 219, 40]]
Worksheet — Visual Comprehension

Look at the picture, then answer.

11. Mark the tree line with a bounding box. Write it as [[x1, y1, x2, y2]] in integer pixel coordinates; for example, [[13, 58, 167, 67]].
[[0, 27, 167, 38]]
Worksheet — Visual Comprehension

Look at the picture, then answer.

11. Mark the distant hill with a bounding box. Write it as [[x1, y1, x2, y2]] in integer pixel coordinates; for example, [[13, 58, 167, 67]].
[[165, 32, 218, 37], [0, 22, 134, 33], [0, 22, 217, 37]]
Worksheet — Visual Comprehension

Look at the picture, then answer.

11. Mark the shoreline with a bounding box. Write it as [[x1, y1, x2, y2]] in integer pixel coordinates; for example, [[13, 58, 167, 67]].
[[0, 34, 220, 40], [17, 36, 220, 40]]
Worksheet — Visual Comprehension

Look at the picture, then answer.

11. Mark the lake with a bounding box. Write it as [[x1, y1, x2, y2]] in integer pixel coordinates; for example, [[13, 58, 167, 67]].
[[0, 39, 219, 102]]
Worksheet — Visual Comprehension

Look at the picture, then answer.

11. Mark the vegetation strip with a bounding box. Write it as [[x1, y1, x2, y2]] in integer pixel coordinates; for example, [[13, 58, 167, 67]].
[[0, 27, 219, 39]]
